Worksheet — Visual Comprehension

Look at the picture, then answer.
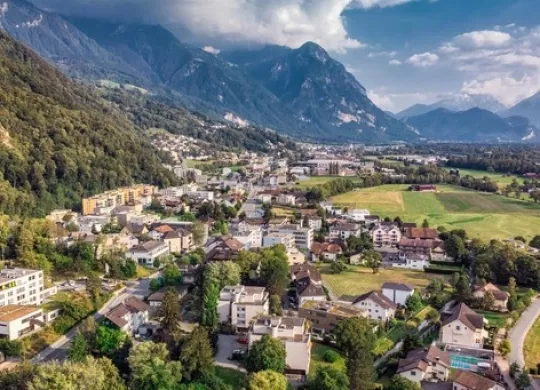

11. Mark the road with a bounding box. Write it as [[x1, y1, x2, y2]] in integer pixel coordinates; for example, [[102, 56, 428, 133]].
[[32, 272, 160, 363]]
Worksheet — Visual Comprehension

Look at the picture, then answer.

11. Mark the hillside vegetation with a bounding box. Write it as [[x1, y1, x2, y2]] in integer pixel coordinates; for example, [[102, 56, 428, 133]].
[[0, 31, 177, 216]]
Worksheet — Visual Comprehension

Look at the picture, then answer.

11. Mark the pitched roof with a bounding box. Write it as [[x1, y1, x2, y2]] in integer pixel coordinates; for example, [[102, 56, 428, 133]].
[[406, 227, 439, 240], [125, 222, 147, 234], [396, 345, 450, 374], [399, 238, 438, 248], [382, 282, 414, 292], [451, 370, 500, 390], [105, 296, 149, 328], [147, 286, 189, 302], [296, 277, 326, 297], [310, 242, 342, 255], [131, 240, 166, 253], [442, 302, 484, 330], [153, 225, 173, 234], [474, 283, 509, 301], [353, 290, 397, 310], [291, 263, 321, 283]]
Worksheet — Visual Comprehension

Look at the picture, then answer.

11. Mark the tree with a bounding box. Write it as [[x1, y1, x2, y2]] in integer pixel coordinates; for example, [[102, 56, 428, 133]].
[[159, 288, 182, 339], [402, 330, 422, 354], [445, 235, 466, 259], [454, 273, 472, 302], [498, 339, 511, 358], [149, 278, 162, 293], [425, 278, 445, 297], [422, 219, 430, 228], [86, 272, 102, 306], [385, 375, 421, 390], [309, 366, 350, 390], [128, 341, 183, 390], [180, 326, 215, 381], [95, 325, 126, 356], [247, 370, 287, 390], [330, 260, 347, 274], [530, 235, 540, 249], [363, 250, 383, 274], [246, 334, 286, 373], [68, 332, 89, 362], [405, 293, 423, 313], [191, 222, 206, 246], [260, 247, 290, 295], [162, 264, 183, 286], [483, 290, 495, 311], [516, 372, 532, 390], [269, 294, 283, 316]]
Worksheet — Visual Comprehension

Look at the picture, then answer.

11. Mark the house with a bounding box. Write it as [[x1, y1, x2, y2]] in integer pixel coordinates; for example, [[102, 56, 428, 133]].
[[390, 253, 430, 270], [0, 305, 58, 340], [372, 223, 402, 247], [291, 263, 322, 284], [286, 248, 306, 265], [178, 264, 200, 285], [473, 283, 509, 313], [104, 296, 149, 335], [147, 286, 189, 308], [352, 290, 397, 321], [149, 224, 174, 240], [163, 228, 193, 254], [365, 215, 381, 225], [398, 238, 441, 257], [248, 316, 311, 375], [310, 242, 343, 262], [405, 227, 439, 240], [126, 241, 170, 267], [347, 209, 370, 222], [205, 236, 244, 262], [296, 274, 326, 305], [440, 303, 487, 349], [263, 233, 295, 249], [298, 301, 366, 334], [451, 370, 505, 390], [305, 216, 323, 231], [218, 286, 269, 331], [268, 225, 314, 249], [397, 345, 451, 383], [382, 282, 415, 306], [276, 194, 296, 206], [122, 222, 149, 237], [329, 222, 362, 240]]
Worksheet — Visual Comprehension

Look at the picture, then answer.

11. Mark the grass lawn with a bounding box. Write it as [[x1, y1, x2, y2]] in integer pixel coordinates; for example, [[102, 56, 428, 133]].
[[309, 343, 346, 378], [185, 159, 214, 168], [135, 265, 153, 279], [214, 366, 247, 388], [296, 176, 361, 189], [445, 167, 524, 188], [320, 265, 445, 301], [524, 315, 540, 369], [329, 185, 540, 241], [476, 311, 510, 328], [273, 207, 295, 216]]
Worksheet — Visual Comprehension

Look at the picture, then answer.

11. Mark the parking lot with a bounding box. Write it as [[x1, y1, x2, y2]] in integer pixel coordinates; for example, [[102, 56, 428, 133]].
[[215, 335, 247, 372]]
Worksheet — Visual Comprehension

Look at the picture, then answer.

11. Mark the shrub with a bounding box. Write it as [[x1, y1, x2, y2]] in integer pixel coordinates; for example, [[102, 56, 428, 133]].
[[323, 349, 341, 363], [529, 367, 537, 375]]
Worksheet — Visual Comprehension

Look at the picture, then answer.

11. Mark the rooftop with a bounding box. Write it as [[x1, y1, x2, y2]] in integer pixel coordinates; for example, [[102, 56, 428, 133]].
[[0, 305, 41, 322], [300, 300, 365, 318]]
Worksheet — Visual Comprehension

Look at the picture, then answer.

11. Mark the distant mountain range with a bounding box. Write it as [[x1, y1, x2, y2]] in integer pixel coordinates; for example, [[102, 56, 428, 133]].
[[403, 108, 537, 142], [505, 91, 540, 128]]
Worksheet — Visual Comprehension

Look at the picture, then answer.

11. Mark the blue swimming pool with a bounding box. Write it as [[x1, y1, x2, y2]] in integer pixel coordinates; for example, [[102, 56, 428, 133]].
[[450, 354, 481, 370]]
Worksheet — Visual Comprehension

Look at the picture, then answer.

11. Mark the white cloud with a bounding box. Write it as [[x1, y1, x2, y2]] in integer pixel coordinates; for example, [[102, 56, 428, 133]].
[[202, 46, 221, 55], [368, 88, 436, 111], [461, 75, 540, 106], [389, 59, 402, 65], [406, 52, 439, 67], [368, 50, 397, 58], [0, 2, 7, 17], [354, 0, 418, 8], [453, 30, 512, 49]]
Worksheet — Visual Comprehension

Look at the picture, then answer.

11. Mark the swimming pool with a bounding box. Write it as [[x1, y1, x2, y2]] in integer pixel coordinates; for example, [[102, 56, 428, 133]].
[[450, 354, 481, 370]]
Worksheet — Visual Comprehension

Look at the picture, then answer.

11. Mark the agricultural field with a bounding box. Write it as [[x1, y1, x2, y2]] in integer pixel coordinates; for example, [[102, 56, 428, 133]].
[[330, 185, 540, 241], [295, 176, 361, 189], [319, 265, 445, 301], [524, 316, 540, 369], [445, 167, 524, 187]]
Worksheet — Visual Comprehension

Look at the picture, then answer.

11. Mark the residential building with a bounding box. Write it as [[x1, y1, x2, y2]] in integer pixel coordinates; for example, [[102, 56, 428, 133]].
[[147, 286, 189, 308], [82, 184, 157, 215], [296, 276, 326, 305], [104, 296, 149, 335], [269, 225, 314, 249], [329, 222, 362, 240], [160, 186, 185, 198], [451, 370, 505, 390], [0, 268, 56, 306], [440, 303, 487, 349], [372, 223, 402, 247], [310, 242, 343, 262], [218, 286, 269, 331], [382, 282, 415, 306], [291, 264, 322, 284], [352, 290, 397, 321], [231, 229, 263, 250], [286, 248, 306, 265], [397, 345, 451, 383], [205, 236, 244, 262], [248, 316, 311, 375], [276, 194, 296, 206], [163, 229, 193, 253], [0, 305, 55, 340], [263, 233, 295, 249], [347, 209, 370, 222], [298, 301, 366, 334], [126, 241, 170, 267], [305, 216, 323, 231], [405, 227, 439, 240], [473, 283, 509, 313], [399, 238, 444, 257]]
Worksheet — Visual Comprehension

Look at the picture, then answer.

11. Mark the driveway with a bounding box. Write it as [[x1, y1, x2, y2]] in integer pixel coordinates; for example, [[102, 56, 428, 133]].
[[509, 298, 540, 367], [215, 335, 247, 372]]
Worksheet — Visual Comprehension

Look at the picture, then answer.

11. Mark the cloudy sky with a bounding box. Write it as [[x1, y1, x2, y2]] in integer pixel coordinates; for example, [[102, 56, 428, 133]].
[[33, 0, 540, 112]]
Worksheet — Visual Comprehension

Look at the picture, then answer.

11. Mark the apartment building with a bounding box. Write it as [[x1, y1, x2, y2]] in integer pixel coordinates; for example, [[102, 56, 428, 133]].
[[0, 305, 60, 340], [231, 229, 263, 250], [0, 268, 56, 306], [298, 301, 366, 334], [218, 286, 269, 331], [163, 229, 193, 253], [248, 316, 311, 375], [269, 224, 314, 249], [126, 241, 170, 267], [263, 233, 295, 249], [372, 223, 402, 247], [82, 184, 157, 215]]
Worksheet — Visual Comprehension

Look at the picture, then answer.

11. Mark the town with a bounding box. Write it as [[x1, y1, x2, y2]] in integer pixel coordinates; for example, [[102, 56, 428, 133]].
[[1, 143, 540, 390]]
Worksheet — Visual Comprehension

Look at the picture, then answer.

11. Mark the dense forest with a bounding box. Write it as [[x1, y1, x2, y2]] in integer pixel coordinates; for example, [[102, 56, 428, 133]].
[[0, 31, 178, 216], [100, 88, 298, 153]]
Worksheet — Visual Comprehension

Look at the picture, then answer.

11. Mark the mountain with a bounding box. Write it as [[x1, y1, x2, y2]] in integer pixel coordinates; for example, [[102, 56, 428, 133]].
[[396, 94, 507, 119], [403, 108, 537, 142], [223, 42, 418, 142], [0, 29, 177, 216], [505, 91, 540, 127]]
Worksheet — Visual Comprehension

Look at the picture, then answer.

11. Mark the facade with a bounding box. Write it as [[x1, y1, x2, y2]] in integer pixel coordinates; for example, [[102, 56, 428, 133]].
[[0, 305, 46, 340], [451, 370, 505, 390], [305, 216, 323, 231], [269, 225, 314, 249], [296, 276, 326, 305], [390, 253, 430, 270], [263, 233, 295, 249], [104, 296, 149, 335], [382, 282, 415, 306], [276, 194, 296, 206], [0, 268, 56, 306], [82, 184, 157, 215], [329, 223, 361, 240], [397, 345, 451, 383], [298, 301, 366, 334], [347, 209, 370, 222], [147, 286, 189, 307], [352, 290, 397, 321], [286, 248, 306, 265], [440, 303, 487, 349], [232, 229, 263, 250], [163, 229, 193, 253], [310, 242, 343, 262], [473, 283, 509, 313], [218, 286, 269, 331], [248, 316, 311, 375], [372, 223, 402, 247], [126, 241, 170, 267], [399, 238, 440, 257]]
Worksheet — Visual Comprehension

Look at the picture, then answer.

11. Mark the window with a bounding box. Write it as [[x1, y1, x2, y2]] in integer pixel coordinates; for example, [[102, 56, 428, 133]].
[[411, 371, 416, 376], [456, 325, 461, 331]]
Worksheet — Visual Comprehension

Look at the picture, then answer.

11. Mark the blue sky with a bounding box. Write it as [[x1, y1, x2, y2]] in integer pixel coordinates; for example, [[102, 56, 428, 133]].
[[36, 0, 540, 112]]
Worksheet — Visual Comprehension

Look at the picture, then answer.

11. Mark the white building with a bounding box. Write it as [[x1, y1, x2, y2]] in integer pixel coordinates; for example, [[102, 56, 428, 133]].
[[104, 296, 149, 335], [276, 194, 296, 206], [372, 223, 402, 247], [329, 223, 361, 240], [305, 216, 322, 231], [269, 225, 313, 249], [347, 209, 370, 222], [126, 241, 170, 267], [352, 290, 397, 321], [389, 253, 430, 270], [440, 303, 487, 349], [248, 316, 311, 375], [0, 305, 60, 340], [218, 286, 269, 331], [263, 233, 295, 249], [397, 345, 451, 383], [232, 229, 263, 250], [0, 268, 56, 306], [160, 186, 185, 198], [381, 282, 415, 306]]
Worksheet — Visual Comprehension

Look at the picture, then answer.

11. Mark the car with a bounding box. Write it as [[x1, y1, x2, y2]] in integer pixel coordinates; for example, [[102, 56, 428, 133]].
[[228, 350, 246, 360]]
